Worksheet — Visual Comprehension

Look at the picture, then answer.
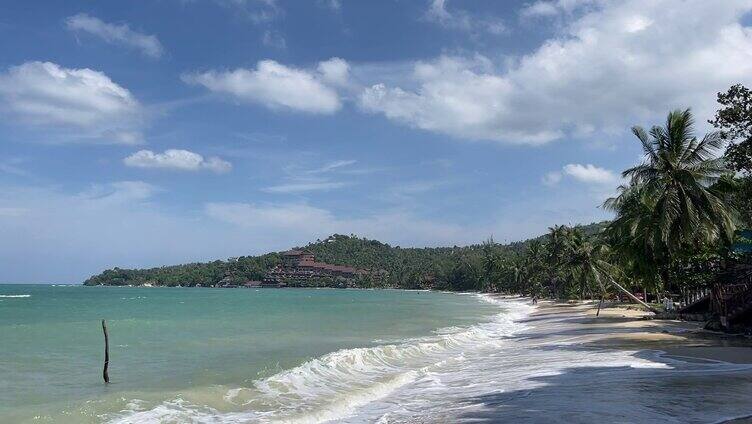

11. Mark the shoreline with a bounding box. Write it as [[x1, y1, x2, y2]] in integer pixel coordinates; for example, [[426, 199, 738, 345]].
[[528, 300, 752, 364]]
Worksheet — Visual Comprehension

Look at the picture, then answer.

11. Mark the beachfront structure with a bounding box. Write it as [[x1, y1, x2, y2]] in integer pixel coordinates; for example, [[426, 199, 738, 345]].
[[678, 237, 752, 330], [264, 250, 367, 287]]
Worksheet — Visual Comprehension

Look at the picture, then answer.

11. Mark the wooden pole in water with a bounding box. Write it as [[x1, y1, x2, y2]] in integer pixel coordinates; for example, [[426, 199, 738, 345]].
[[102, 319, 109, 384]]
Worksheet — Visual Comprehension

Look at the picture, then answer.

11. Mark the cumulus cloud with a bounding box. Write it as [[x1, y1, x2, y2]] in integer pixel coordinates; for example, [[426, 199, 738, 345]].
[[124, 149, 232, 173], [360, 56, 559, 144], [317, 57, 350, 87], [562, 163, 617, 184], [183, 58, 346, 114], [425, 0, 506, 35], [543, 163, 618, 186], [0, 61, 144, 144], [362, 0, 752, 144], [65, 13, 164, 58]]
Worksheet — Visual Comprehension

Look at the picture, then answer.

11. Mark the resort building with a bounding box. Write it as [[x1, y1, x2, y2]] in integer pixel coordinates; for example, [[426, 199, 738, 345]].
[[264, 250, 367, 286]]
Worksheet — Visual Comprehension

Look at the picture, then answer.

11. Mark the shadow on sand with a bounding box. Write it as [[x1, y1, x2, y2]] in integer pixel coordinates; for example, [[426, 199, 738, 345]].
[[455, 349, 752, 423]]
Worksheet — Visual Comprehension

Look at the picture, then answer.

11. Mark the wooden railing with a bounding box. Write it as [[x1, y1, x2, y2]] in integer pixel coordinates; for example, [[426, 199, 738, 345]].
[[680, 287, 711, 310]]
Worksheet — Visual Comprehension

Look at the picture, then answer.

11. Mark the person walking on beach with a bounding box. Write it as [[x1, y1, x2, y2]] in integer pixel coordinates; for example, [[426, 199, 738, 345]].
[[532, 295, 538, 305]]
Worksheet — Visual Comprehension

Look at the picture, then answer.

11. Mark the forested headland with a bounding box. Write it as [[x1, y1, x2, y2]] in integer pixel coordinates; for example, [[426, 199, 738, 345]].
[[82, 222, 607, 291]]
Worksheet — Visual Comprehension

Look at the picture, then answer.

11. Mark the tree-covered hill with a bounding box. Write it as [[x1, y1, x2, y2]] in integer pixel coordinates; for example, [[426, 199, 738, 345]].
[[82, 221, 609, 290]]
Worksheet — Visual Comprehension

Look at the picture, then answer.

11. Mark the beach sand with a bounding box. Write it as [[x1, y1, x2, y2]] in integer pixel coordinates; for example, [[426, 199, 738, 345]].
[[478, 299, 752, 424], [531, 300, 752, 364]]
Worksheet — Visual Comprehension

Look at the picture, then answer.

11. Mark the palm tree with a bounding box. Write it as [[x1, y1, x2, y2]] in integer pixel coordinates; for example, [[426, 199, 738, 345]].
[[481, 239, 501, 291], [560, 229, 660, 313], [547, 225, 572, 297], [605, 109, 735, 289], [520, 240, 550, 297]]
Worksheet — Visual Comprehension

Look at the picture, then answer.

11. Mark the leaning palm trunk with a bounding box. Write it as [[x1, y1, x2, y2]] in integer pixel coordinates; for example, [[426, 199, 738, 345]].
[[606, 275, 660, 314], [592, 265, 659, 314]]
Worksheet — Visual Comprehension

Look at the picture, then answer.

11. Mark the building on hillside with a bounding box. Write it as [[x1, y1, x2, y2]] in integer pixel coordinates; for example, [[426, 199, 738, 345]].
[[282, 249, 315, 265], [264, 250, 368, 286]]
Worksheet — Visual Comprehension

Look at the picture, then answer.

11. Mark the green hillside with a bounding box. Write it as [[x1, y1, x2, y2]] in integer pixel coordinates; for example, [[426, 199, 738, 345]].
[[82, 221, 609, 290]]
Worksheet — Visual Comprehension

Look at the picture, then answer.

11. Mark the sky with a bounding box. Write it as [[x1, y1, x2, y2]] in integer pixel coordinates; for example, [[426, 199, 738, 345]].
[[1, 0, 752, 283]]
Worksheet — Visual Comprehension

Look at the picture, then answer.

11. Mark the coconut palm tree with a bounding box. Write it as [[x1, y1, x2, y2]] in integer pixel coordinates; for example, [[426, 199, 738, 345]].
[[560, 229, 660, 313], [547, 225, 572, 297], [605, 109, 735, 289]]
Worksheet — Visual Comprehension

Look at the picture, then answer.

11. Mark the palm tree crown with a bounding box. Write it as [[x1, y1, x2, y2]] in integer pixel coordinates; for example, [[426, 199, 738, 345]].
[[605, 109, 735, 260]]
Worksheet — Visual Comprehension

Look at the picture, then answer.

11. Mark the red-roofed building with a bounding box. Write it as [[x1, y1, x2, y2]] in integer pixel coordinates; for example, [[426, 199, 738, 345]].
[[264, 250, 368, 287]]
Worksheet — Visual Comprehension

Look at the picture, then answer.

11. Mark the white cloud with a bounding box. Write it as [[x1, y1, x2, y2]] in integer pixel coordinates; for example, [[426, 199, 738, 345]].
[[183, 59, 345, 114], [262, 181, 349, 193], [425, 0, 506, 35], [562, 163, 617, 184], [317, 57, 350, 87], [520, 0, 598, 18], [362, 0, 752, 144], [360, 56, 559, 145], [124, 149, 232, 173], [0, 61, 144, 144], [65, 13, 164, 58], [521, 1, 559, 17]]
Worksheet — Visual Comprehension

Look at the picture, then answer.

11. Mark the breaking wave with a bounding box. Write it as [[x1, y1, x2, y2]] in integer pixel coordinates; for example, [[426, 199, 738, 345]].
[[0, 294, 31, 298], [107, 295, 532, 423]]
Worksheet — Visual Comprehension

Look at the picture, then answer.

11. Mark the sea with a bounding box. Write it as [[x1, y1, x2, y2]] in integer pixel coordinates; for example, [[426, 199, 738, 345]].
[[2, 284, 752, 423]]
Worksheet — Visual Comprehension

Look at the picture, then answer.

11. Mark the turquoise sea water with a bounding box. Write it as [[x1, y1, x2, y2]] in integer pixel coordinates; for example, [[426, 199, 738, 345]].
[[0, 285, 499, 423], [4, 285, 752, 423]]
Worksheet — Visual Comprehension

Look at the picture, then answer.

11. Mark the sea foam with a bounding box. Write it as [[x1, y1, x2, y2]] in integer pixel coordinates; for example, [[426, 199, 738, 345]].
[[107, 295, 532, 423]]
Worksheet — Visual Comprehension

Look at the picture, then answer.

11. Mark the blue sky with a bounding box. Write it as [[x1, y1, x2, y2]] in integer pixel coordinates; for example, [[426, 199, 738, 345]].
[[2, 0, 752, 283]]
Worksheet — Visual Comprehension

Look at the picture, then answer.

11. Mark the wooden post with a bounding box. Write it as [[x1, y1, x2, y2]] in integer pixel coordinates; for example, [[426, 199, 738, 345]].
[[102, 319, 109, 384], [596, 295, 604, 317]]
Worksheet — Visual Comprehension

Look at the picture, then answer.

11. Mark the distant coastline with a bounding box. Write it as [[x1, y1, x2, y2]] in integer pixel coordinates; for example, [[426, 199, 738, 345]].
[[83, 224, 608, 291]]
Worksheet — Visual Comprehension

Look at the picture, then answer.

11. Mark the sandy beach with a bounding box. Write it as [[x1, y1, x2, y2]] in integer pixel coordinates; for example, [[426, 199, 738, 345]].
[[421, 297, 752, 423], [531, 300, 752, 364], [514, 300, 752, 423]]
